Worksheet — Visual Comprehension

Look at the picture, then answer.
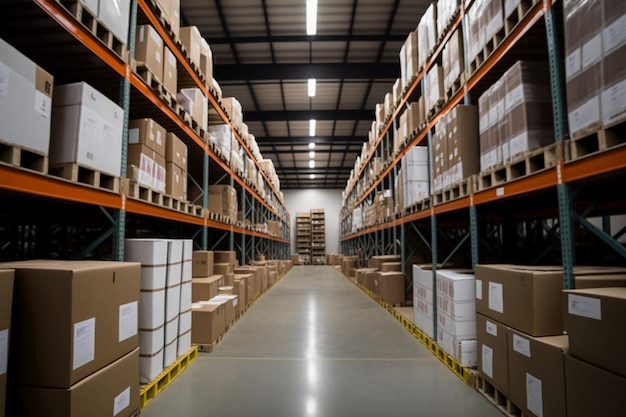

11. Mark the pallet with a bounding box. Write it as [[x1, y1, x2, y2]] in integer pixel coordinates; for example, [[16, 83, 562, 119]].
[[566, 121, 626, 161], [504, 0, 542, 36], [475, 143, 558, 192], [433, 176, 473, 205], [55, 0, 128, 63], [437, 7, 462, 44], [466, 26, 506, 80], [49, 163, 120, 192], [134, 61, 167, 99], [476, 376, 528, 417], [403, 197, 432, 216], [0, 143, 48, 174], [127, 181, 164, 206], [426, 99, 445, 120], [162, 194, 189, 212]]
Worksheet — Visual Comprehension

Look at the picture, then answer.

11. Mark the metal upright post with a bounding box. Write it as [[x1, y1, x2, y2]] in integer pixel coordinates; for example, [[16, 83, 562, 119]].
[[202, 153, 209, 250], [241, 186, 247, 264], [229, 175, 235, 251]]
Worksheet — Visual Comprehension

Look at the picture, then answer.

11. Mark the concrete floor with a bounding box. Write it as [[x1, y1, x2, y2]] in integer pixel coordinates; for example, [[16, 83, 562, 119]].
[[141, 266, 502, 417]]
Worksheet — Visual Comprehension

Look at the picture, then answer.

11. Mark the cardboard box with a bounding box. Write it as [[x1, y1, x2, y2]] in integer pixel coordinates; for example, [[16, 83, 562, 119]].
[[163, 336, 178, 368], [507, 329, 568, 417], [165, 162, 186, 200], [355, 268, 376, 289], [179, 26, 202, 68], [169, 0, 180, 37], [0, 39, 53, 155], [165, 285, 181, 331], [165, 132, 188, 171], [181, 239, 192, 281], [476, 313, 510, 396], [565, 354, 626, 417], [192, 251, 214, 277], [436, 333, 477, 367], [191, 275, 223, 302], [475, 264, 565, 336], [368, 255, 400, 270], [129, 118, 166, 157], [165, 239, 183, 287], [601, 0, 626, 127], [163, 47, 177, 97], [205, 296, 234, 327], [98, 0, 130, 46], [135, 25, 164, 82], [417, 2, 438, 67], [177, 329, 191, 357], [214, 262, 234, 275], [233, 274, 250, 307], [381, 262, 401, 272], [377, 271, 405, 306], [565, 287, 626, 377], [180, 281, 191, 313], [126, 144, 166, 192], [139, 290, 165, 330], [177, 88, 208, 131], [0, 261, 140, 388], [138, 327, 163, 356], [447, 105, 480, 185], [0, 270, 14, 417], [21, 348, 140, 417], [200, 38, 213, 82], [51, 82, 124, 177], [191, 303, 225, 345], [139, 348, 163, 384]]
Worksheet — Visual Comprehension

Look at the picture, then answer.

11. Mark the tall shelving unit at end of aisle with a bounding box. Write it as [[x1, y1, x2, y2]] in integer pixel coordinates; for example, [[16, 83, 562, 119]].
[[0, 0, 290, 262], [296, 212, 312, 265], [311, 208, 326, 265], [340, 0, 626, 388]]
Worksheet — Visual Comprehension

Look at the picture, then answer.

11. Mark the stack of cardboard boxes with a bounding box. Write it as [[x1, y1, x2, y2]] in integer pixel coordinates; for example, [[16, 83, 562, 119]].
[[442, 28, 464, 96], [127, 118, 167, 193], [466, 0, 503, 66], [208, 185, 238, 221], [311, 209, 326, 265], [401, 146, 429, 209], [417, 3, 438, 69], [353, 255, 406, 306], [165, 132, 188, 201], [296, 212, 312, 265]]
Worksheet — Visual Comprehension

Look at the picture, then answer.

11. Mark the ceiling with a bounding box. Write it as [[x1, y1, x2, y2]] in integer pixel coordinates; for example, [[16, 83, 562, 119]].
[[179, 0, 430, 189]]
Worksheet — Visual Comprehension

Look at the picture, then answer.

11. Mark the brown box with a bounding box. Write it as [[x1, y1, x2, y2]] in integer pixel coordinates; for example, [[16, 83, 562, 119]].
[[565, 354, 626, 416], [163, 47, 177, 97], [165, 132, 187, 172], [135, 25, 164, 82], [0, 270, 14, 417], [233, 274, 250, 307], [126, 144, 166, 192], [1, 261, 140, 388], [234, 267, 260, 300], [368, 255, 400, 270], [21, 348, 140, 417], [381, 262, 402, 272], [191, 275, 223, 302], [564, 287, 626, 378], [128, 118, 166, 157], [377, 271, 405, 306], [191, 303, 225, 345], [165, 163, 186, 201], [214, 250, 237, 265], [426, 65, 444, 115], [476, 313, 510, 396], [169, 0, 180, 37], [269, 271, 277, 287], [356, 268, 377, 288], [179, 26, 202, 68], [475, 264, 565, 336], [214, 263, 234, 275], [507, 329, 568, 417], [223, 273, 235, 287], [192, 251, 214, 277], [447, 105, 480, 186], [602, 0, 626, 127]]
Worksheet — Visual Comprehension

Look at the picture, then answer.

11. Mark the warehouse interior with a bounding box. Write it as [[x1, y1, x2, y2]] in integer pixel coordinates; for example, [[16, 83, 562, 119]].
[[0, 0, 625, 416]]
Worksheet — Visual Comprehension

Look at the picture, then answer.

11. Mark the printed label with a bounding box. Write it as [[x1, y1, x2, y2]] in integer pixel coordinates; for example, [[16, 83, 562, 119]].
[[168, 50, 177, 65], [119, 301, 138, 342], [488, 282, 504, 313], [526, 373, 544, 417], [601, 79, 626, 126], [582, 34, 602, 70], [34, 90, 52, 119], [486, 320, 497, 337], [0, 329, 8, 375], [568, 294, 602, 320], [139, 26, 145, 43], [565, 48, 581, 81], [603, 15, 626, 55], [568, 96, 601, 134], [73, 317, 96, 370], [113, 386, 131, 416], [496, 187, 505, 197], [482, 345, 494, 378], [151, 27, 162, 46], [129, 128, 139, 144], [513, 334, 531, 358], [156, 130, 163, 146], [0, 61, 9, 98], [506, 84, 524, 110], [476, 280, 483, 300]]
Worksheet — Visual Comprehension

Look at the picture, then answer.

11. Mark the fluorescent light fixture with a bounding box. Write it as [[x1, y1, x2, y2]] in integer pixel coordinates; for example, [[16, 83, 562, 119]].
[[309, 119, 316, 137], [309, 174, 316, 179], [309, 142, 316, 149], [309, 151, 315, 158], [306, 0, 318, 35], [309, 160, 315, 168], [308, 78, 316, 97]]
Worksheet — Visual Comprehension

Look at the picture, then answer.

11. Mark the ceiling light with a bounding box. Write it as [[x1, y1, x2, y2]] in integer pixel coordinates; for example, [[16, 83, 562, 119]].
[[309, 142, 316, 149], [306, 0, 318, 35], [308, 78, 316, 97], [309, 151, 315, 158], [309, 119, 316, 137], [310, 174, 316, 179], [309, 160, 315, 168]]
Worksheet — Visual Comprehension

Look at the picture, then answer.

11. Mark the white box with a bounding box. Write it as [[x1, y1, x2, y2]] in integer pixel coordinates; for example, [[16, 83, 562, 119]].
[[437, 310, 476, 338], [177, 330, 191, 357], [139, 326, 164, 355], [177, 88, 208, 131], [51, 82, 124, 176], [140, 351, 163, 383], [79, 0, 99, 15], [436, 270, 476, 301], [180, 281, 192, 312], [437, 329, 477, 367], [139, 290, 165, 329], [164, 315, 179, 344], [166, 240, 184, 286], [165, 284, 181, 322], [437, 296, 476, 321], [0, 39, 53, 155], [98, 0, 131, 45], [163, 337, 178, 368], [182, 239, 193, 283], [178, 310, 191, 334]]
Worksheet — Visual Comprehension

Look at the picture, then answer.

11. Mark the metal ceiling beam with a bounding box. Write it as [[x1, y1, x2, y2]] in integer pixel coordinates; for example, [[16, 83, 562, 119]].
[[276, 167, 350, 174], [206, 34, 406, 44], [258, 149, 359, 154], [244, 110, 372, 121], [215, 63, 399, 81], [255, 136, 364, 144]]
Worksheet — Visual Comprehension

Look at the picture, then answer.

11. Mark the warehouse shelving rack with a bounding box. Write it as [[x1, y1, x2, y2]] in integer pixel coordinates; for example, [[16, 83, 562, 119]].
[[0, 0, 290, 263], [339, 0, 626, 373]]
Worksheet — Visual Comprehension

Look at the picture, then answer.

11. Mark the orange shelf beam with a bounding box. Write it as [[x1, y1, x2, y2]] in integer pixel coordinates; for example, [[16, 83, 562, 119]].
[[473, 169, 558, 205], [433, 197, 471, 215], [563, 146, 626, 184]]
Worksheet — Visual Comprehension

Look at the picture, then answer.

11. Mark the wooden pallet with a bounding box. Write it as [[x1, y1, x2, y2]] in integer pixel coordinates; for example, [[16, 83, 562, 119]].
[[403, 197, 432, 216], [49, 163, 120, 192], [135, 61, 165, 94], [434, 176, 473, 205], [127, 181, 164, 205], [426, 99, 445, 120], [476, 376, 527, 417], [504, 0, 542, 36], [162, 194, 189, 212], [0, 143, 48, 174], [55, 0, 128, 63], [566, 121, 626, 161], [437, 7, 461, 44], [466, 26, 505, 80]]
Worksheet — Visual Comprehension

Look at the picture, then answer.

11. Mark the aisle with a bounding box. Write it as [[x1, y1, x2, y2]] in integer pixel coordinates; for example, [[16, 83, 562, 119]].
[[142, 266, 502, 417]]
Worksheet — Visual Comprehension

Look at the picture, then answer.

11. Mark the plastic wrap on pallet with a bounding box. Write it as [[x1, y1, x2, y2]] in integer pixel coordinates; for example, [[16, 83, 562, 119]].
[[375, 103, 385, 125], [432, 118, 447, 191], [479, 86, 498, 171], [443, 28, 464, 96], [466, 0, 484, 63], [601, 1, 626, 127], [504, 0, 521, 18], [200, 38, 213, 82], [177, 88, 208, 131], [98, 0, 131, 47], [179, 26, 202, 69], [136, 25, 164, 82], [209, 77, 222, 100], [393, 78, 402, 106], [425, 65, 445, 115], [384, 92, 393, 119], [402, 146, 429, 208], [437, 0, 459, 38], [484, 0, 503, 42], [417, 2, 438, 68]]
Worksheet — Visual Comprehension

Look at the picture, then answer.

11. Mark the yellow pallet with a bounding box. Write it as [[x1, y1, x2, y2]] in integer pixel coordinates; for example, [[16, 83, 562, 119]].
[[140, 346, 198, 409]]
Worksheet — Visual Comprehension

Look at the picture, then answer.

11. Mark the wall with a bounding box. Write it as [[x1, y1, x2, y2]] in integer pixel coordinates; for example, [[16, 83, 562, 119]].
[[283, 189, 343, 255]]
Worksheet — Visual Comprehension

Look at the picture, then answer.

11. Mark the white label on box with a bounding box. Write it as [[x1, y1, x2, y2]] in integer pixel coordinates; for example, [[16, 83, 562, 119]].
[[476, 280, 483, 299], [138, 153, 154, 187], [156, 51, 162, 64], [119, 301, 138, 342], [603, 15, 626, 55], [488, 282, 504, 313], [568, 96, 601, 134], [129, 128, 139, 144], [113, 386, 131, 416], [168, 50, 177, 65], [150, 27, 162, 46], [0, 329, 8, 375], [73, 317, 96, 370], [568, 294, 602, 320], [509, 131, 529, 158], [565, 48, 581, 81], [0, 61, 9, 98], [582, 34, 602, 70], [139, 26, 145, 43], [506, 84, 524, 110], [496, 187, 505, 197], [513, 334, 531, 358], [156, 129, 163, 146], [602, 79, 626, 126], [482, 344, 494, 378], [526, 373, 544, 417], [34, 90, 52, 119], [486, 320, 498, 337]]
